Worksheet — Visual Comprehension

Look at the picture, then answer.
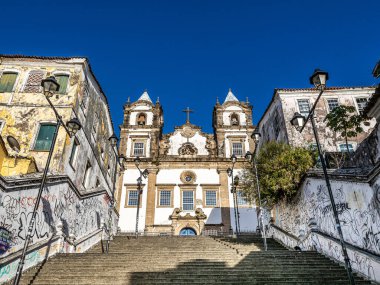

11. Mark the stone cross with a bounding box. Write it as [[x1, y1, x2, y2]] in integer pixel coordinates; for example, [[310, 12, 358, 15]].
[[182, 107, 194, 123]]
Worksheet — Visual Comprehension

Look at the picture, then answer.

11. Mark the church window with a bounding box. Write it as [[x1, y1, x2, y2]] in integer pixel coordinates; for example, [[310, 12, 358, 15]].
[[237, 191, 248, 206], [0, 72, 18, 93], [137, 113, 147, 125], [232, 142, 243, 156], [205, 191, 217, 207], [55, 74, 69, 94], [182, 190, 194, 211], [23, 70, 44, 93], [127, 190, 139, 206], [34, 123, 57, 151], [159, 191, 171, 206], [133, 142, 145, 156], [230, 113, 239, 126], [297, 99, 310, 118]]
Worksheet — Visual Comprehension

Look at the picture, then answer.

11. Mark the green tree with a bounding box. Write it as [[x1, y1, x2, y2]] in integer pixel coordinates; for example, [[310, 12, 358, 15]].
[[239, 142, 314, 207], [324, 105, 368, 153]]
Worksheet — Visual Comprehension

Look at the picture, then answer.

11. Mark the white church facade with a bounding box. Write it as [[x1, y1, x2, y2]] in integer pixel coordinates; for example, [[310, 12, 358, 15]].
[[116, 90, 258, 235]]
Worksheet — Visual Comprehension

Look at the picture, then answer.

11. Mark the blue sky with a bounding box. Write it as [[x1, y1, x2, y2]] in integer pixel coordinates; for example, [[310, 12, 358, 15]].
[[1, 0, 379, 134]]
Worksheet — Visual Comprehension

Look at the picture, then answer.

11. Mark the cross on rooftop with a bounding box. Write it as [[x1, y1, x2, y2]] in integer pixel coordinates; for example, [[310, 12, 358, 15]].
[[182, 107, 194, 123]]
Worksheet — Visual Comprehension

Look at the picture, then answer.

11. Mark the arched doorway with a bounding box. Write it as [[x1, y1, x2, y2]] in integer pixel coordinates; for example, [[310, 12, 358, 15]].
[[179, 227, 197, 236]]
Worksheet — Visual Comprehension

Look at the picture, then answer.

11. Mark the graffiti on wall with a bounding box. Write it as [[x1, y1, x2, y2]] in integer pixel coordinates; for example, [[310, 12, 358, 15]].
[[275, 178, 380, 256], [0, 186, 110, 259], [0, 226, 12, 255]]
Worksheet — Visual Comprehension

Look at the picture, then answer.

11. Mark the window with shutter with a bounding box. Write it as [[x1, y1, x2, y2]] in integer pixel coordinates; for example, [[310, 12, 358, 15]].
[[23, 70, 44, 93], [0, 72, 18, 93], [55, 74, 69, 94]]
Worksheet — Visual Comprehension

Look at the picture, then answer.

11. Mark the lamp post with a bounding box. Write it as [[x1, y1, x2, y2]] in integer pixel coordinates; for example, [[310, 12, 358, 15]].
[[13, 76, 82, 285], [290, 69, 355, 285], [106, 134, 125, 253], [245, 128, 267, 251], [134, 157, 148, 238], [227, 154, 240, 237]]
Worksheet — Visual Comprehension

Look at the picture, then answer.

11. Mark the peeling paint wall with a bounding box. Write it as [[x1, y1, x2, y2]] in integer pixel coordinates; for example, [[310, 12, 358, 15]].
[[0, 57, 116, 195], [0, 56, 118, 282]]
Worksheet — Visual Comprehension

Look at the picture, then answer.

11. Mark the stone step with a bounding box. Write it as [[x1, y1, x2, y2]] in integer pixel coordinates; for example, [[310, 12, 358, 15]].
[[12, 235, 372, 285]]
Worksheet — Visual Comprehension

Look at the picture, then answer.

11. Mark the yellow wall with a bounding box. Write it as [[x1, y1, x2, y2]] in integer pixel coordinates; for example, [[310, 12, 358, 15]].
[[0, 137, 37, 176]]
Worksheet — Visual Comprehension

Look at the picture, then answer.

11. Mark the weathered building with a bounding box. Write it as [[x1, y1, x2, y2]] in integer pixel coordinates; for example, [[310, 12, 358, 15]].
[[117, 89, 257, 235], [256, 87, 376, 153], [266, 68, 380, 284], [0, 55, 119, 283], [0, 55, 117, 188]]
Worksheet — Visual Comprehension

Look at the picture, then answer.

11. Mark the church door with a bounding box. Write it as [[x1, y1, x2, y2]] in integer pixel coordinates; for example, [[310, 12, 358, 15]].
[[179, 228, 196, 236]]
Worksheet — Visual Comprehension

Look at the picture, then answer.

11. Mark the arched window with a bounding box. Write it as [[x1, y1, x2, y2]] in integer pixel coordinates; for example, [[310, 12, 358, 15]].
[[137, 113, 146, 125], [230, 113, 239, 126]]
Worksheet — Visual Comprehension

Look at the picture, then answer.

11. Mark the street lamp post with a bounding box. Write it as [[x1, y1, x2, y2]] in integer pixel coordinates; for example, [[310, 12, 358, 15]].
[[134, 157, 148, 238], [106, 134, 125, 253], [13, 76, 82, 285], [245, 128, 267, 251], [227, 154, 240, 237], [290, 69, 355, 285]]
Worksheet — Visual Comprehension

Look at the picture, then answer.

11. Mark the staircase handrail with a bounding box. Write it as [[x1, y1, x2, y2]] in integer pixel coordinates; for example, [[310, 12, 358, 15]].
[[0, 227, 105, 272], [311, 229, 380, 261], [270, 223, 380, 261]]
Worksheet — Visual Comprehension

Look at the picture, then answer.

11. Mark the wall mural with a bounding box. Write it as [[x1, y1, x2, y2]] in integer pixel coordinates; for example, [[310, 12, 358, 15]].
[[0, 183, 111, 260]]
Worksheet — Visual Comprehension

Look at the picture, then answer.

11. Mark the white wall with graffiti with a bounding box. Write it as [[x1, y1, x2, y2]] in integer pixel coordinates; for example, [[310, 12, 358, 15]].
[[0, 176, 115, 283], [270, 175, 380, 283]]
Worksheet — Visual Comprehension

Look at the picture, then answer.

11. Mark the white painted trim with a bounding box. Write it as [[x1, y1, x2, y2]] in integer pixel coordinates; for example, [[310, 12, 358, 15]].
[[0, 119, 5, 134]]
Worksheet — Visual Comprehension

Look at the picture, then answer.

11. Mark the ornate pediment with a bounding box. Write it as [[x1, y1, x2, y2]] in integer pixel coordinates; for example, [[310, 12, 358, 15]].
[[178, 142, 198, 157]]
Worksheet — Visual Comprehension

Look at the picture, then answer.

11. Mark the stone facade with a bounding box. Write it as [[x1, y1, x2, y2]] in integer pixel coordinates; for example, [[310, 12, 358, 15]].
[[256, 87, 376, 153], [117, 90, 258, 235]]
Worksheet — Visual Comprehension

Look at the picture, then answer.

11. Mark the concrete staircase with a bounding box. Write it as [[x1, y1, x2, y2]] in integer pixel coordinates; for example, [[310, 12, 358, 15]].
[[15, 235, 371, 284]]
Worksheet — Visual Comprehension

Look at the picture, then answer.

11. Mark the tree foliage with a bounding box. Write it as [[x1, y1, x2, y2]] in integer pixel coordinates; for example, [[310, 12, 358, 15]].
[[239, 142, 314, 207], [324, 105, 368, 152]]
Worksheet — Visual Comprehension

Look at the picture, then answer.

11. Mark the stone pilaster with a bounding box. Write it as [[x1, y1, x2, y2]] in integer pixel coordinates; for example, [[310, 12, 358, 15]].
[[218, 168, 231, 232], [145, 167, 158, 230]]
